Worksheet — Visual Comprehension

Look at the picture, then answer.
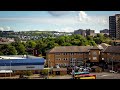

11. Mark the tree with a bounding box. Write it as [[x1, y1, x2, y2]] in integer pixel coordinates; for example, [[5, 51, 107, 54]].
[[0, 52, 3, 55], [0, 44, 17, 55], [7, 45, 17, 55], [89, 41, 97, 46], [26, 40, 36, 48], [16, 43, 26, 55]]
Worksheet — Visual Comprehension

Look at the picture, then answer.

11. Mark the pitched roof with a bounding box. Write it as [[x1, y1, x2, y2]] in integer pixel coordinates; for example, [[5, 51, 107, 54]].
[[100, 43, 111, 49], [47, 46, 93, 53], [103, 46, 120, 53], [90, 45, 104, 50]]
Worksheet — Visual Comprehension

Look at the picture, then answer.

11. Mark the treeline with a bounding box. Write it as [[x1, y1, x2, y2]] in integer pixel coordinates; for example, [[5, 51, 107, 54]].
[[0, 34, 112, 56]]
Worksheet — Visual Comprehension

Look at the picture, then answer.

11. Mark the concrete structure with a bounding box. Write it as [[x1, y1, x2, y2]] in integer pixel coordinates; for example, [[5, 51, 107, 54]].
[[0, 55, 45, 70], [74, 29, 95, 36], [100, 29, 109, 35], [109, 14, 120, 39], [74, 29, 86, 36], [86, 29, 95, 36]]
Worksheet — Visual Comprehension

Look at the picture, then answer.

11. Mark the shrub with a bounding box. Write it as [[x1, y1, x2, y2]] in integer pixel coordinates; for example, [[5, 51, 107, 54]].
[[95, 67, 102, 73]]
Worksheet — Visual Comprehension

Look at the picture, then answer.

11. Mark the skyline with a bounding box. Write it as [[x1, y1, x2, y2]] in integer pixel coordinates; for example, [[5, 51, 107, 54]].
[[0, 11, 120, 33]]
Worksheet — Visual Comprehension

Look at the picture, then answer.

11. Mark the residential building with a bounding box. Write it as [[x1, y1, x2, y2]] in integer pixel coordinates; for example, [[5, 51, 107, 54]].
[[46, 43, 120, 70], [74, 29, 95, 36], [74, 29, 86, 36], [109, 14, 120, 39], [100, 29, 109, 35], [86, 29, 95, 36], [0, 37, 15, 44], [46, 45, 105, 67]]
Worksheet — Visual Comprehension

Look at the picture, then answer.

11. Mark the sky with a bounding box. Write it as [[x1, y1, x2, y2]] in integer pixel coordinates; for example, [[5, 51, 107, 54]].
[[0, 11, 119, 33]]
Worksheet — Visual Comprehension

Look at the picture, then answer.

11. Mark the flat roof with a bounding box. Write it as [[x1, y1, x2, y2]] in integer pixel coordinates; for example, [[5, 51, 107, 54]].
[[0, 55, 42, 60]]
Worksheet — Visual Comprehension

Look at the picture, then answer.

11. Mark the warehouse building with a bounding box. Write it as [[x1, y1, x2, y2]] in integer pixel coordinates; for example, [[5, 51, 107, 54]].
[[0, 55, 45, 71]]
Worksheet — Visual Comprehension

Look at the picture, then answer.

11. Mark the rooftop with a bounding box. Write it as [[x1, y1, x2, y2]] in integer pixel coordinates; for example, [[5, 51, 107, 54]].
[[47, 46, 93, 53], [0, 55, 42, 60], [103, 46, 120, 53]]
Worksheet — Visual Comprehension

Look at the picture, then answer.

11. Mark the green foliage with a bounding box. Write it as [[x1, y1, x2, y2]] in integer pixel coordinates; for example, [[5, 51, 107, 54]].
[[0, 33, 112, 56], [21, 70, 33, 76], [7, 45, 17, 55], [26, 40, 36, 48], [41, 69, 49, 75], [0, 44, 17, 55], [0, 52, 3, 55], [95, 67, 102, 73]]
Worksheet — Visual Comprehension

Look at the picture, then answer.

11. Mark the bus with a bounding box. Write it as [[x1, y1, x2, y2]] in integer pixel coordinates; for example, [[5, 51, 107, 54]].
[[74, 74, 96, 79]]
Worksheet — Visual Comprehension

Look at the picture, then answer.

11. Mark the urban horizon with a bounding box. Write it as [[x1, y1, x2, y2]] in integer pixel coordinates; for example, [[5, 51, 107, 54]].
[[0, 11, 119, 33]]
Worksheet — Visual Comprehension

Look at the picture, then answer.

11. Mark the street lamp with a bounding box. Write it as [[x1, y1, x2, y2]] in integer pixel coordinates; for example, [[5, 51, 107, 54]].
[[112, 55, 115, 72], [10, 61, 12, 77], [5, 63, 6, 78], [47, 59, 50, 79]]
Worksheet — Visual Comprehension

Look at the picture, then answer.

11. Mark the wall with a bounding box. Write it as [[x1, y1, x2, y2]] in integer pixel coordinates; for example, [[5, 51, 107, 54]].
[[89, 50, 101, 62]]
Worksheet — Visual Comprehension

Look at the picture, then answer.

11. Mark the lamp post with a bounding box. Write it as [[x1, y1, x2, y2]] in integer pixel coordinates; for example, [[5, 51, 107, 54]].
[[5, 63, 6, 78], [10, 61, 12, 77], [112, 55, 114, 72], [47, 59, 49, 79]]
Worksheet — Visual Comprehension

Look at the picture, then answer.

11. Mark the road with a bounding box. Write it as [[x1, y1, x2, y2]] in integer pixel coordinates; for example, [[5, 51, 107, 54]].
[[91, 72, 120, 79], [0, 72, 120, 79]]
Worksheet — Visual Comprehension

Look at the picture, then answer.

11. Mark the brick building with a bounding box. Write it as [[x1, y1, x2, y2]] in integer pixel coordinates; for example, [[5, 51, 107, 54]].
[[46, 44, 110, 67]]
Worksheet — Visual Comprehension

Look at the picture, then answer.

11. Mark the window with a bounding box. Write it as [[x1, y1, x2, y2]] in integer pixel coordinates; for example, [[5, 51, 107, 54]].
[[63, 53, 67, 55], [55, 53, 60, 55], [92, 51, 97, 56], [70, 53, 74, 55], [63, 58, 68, 60], [93, 57, 97, 60], [56, 58, 61, 60]]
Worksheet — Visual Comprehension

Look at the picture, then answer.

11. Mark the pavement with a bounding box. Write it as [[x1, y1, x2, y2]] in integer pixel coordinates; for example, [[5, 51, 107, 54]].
[[91, 72, 120, 79]]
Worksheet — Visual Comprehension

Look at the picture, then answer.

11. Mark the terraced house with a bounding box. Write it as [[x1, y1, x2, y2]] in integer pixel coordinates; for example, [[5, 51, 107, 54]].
[[46, 43, 120, 69]]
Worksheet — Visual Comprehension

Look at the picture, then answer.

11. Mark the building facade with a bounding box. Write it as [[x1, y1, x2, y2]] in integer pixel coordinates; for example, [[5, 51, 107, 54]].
[[109, 14, 120, 39], [100, 29, 109, 35], [74, 29, 86, 37], [86, 29, 95, 36], [0, 55, 45, 70], [74, 29, 95, 37], [46, 46, 104, 67]]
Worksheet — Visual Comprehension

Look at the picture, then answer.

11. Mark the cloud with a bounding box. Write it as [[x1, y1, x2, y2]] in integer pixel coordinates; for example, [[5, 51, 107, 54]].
[[78, 11, 90, 22], [48, 11, 71, 16], [0, 26, 11, 31], [0, 27, 4, 31], [77, 11, 108, 25], [5, 26, 11, 30], [55, 27, 75, 32], [0, 17, 78, 25]]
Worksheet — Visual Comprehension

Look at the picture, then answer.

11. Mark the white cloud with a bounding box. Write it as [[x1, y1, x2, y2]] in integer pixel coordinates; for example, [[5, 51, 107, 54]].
[[78, 11, 90, 22], [55, 27, 75, 32], [0, 27, 4, 31], [77, 11, 108, 25], [0, 26, 12, 31], [5, 26, 11, 30], [0, 11, 109, 32], [0, 17, 78, 25]]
